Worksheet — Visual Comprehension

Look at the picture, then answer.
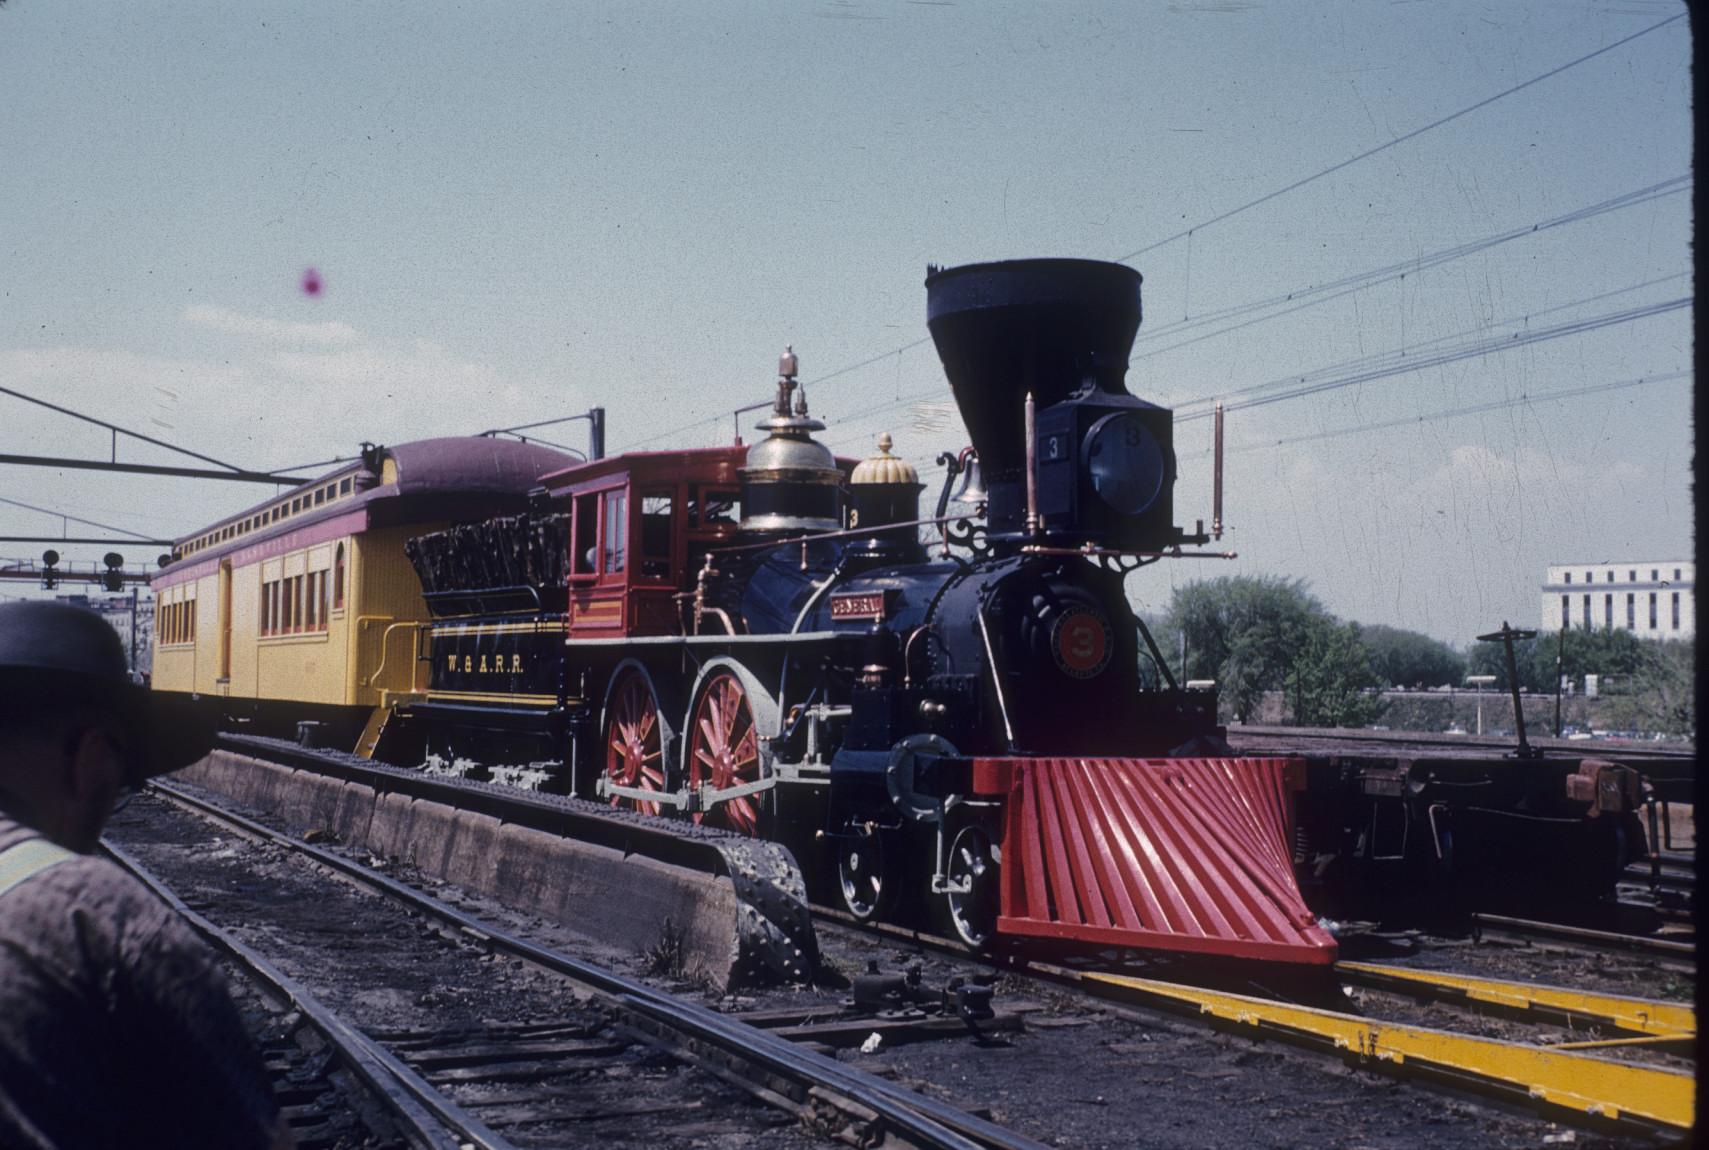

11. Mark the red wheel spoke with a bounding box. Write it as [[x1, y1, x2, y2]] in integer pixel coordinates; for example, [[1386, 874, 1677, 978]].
[[605, 670, 667, 813], [687, 669, 768, 836], [733, 729, 758, 772]]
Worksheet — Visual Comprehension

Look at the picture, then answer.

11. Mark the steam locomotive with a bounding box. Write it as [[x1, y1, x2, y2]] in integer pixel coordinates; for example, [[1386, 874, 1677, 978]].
[[159, 257, 1656, 968], [371, 258, 1334, 964]]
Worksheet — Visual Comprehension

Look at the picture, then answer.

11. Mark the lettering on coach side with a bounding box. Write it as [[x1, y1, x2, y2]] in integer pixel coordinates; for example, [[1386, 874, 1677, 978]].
[[444, 647, 526, 674]]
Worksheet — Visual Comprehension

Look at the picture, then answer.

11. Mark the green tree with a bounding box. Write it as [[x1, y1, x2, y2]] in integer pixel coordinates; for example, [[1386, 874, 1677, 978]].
[[1361, 624, 1466, 688], [1157, 575, 1325, 722], [1158, 576, 1390, 727], [1285, 619, 1386, 728], [1467, 627, 1649, 693], [1599, 639, 1695, 737]]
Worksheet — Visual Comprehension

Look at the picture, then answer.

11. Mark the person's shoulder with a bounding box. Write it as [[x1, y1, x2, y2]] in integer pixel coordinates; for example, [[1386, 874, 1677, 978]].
[[12, 845, 180, 938]]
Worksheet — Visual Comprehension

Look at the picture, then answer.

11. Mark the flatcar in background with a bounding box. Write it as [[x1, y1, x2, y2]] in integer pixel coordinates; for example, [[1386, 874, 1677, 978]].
[[153, 258, 1664, 965]]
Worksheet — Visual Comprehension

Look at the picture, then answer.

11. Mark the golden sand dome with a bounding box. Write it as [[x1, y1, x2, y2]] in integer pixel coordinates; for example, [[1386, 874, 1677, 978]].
[[849, 433, 920, 487]]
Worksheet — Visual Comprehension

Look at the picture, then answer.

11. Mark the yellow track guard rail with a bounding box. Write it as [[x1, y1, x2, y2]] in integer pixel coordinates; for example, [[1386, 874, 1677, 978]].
[[1337, 961, 1695, 1038], [1088, 972, 1693, 1132]]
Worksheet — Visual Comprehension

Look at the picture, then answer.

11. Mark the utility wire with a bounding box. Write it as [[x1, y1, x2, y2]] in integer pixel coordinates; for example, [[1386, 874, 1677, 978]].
[[1133, 178, 1690, 360], [0, 495, 158, 542], [266, 454, 358, 475], [769, 177, 1692, 449], [1174, 275, 1693, 414], [1112, 11, 1684, 263], [820, 276, 1693, 456], [1221, 371, 1690, 453], [1182, 296, 1690, 421]]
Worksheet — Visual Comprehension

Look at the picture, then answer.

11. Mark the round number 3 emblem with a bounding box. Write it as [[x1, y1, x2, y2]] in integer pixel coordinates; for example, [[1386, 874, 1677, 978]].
[[1052, 607, 1112, 679]]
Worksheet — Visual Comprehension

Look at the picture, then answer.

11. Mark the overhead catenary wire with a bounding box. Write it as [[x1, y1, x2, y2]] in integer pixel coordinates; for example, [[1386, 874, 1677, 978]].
[[1218, 371, 1691, 454], [1180, 296, 1690, 421], [1131, 178, 1691, 361], [1111, 11, 1685, 263], [1172, 276, 1694, 415], [811, 195, 1691, 446], [0, 495, 160, 543], [0, 383, 258, 475], [629, 17, 1689, 456]]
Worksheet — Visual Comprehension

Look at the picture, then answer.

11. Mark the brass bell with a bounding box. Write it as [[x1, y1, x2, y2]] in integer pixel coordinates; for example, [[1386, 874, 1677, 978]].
[[951, 454, 988, 507]]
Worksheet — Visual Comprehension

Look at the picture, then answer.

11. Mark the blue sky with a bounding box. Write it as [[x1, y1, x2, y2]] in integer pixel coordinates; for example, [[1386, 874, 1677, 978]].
[[0, 1, 1692, 644]]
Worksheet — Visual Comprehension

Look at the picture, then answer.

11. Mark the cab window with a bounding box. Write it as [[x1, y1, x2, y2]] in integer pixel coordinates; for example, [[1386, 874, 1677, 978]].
[[602, 490, 627, 575], [572, 493, 599, 578], [640, 492, 673, 578], [696, 488, 740, 528]]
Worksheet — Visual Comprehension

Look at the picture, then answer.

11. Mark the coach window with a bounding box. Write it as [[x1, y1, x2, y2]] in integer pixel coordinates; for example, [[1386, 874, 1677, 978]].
[[602, 489, 627, 576], [340, 477, 352, 495], [333, 544, 346, 610], [314, 488, 325, 505], [640, 492, 674, 579]]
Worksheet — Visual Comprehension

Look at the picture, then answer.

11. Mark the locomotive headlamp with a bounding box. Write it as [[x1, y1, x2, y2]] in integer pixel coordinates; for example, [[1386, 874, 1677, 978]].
[[1084, 412, 1166, 516]]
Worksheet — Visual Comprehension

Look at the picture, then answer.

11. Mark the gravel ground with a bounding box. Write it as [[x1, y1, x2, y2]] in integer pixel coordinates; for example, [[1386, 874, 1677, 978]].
[[105, 788, 1687, 1150], [106, 794, 829, 1150]]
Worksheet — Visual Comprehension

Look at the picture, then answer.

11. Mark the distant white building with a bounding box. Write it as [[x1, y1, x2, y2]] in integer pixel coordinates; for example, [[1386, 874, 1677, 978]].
[[1540, 561, 1695, 640]]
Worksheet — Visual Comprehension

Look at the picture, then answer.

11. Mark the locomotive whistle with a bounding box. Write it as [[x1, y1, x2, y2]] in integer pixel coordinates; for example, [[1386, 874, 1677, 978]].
[[1024, 392, 1040, 535], [1212, 401, 1224, 541]]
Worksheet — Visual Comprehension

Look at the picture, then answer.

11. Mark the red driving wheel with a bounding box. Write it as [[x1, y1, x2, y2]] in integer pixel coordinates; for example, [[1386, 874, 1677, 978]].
[[687, 668, 767, 835], [604, 669, 667, 816]]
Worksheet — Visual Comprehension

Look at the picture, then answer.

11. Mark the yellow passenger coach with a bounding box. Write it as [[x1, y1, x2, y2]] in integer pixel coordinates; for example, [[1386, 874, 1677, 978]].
[[151, 437, 574, 749]]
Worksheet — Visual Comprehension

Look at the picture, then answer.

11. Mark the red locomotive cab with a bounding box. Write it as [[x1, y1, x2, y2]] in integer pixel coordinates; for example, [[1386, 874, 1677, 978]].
[[542, 447, 747, 638]]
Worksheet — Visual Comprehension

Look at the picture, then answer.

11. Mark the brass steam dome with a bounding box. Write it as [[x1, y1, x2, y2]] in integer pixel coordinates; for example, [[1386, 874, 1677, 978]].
[[850, 433, 920, 487]]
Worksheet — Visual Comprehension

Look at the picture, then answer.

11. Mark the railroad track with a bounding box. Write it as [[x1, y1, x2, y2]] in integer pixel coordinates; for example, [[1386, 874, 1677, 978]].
[[805, 907, 1694, 1133], [106, 840, 511, 1150], [1471, 913, 1696, 972], [139, 779, 1048, 1150], [165, 744, 1697, 1138]]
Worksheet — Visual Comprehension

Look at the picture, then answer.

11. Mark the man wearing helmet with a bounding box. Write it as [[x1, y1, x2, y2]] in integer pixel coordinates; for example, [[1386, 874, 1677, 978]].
[[0, 600, 291, 1150]]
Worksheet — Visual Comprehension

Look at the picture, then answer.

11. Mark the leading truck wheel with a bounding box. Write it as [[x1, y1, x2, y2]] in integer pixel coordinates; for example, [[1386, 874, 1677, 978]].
[[686, 662, 776, 837], [603, 666, 673, 816], [942, 825, 999, 950], [837, 827, 897, 922]]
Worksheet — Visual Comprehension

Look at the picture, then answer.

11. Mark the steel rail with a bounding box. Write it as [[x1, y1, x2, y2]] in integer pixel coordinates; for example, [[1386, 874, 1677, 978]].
[[100, 840, 511, 1150], [1084, 970, 1693, 1132], [813, 904, 1700, 1133], [201, 737, 1695, 1138], [146, 779, 1047, 1150], [1335, 961, 1695, 1038], [1472, 914, 1696, 968]]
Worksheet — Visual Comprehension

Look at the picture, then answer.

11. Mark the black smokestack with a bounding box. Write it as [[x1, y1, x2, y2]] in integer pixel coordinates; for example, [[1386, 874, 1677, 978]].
[[925, 258, 1143, 534]]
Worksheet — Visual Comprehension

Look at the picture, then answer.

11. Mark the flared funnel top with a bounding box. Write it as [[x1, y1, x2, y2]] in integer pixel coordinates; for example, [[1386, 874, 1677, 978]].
[[925, 259, 1142, 481]]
